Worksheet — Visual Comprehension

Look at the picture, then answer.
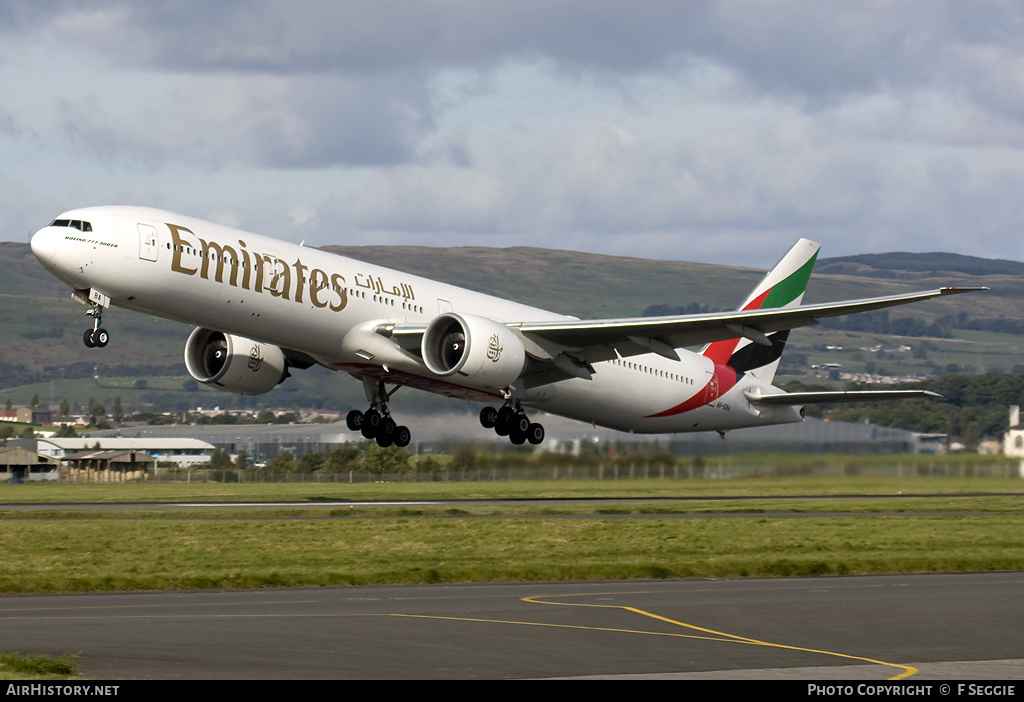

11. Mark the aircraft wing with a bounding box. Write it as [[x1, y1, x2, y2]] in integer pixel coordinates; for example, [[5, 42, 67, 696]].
[[744, 389, 943, 405], [384, 286, 983, 382], [385, 284, 983, 384], [511, 286, 982, 354]]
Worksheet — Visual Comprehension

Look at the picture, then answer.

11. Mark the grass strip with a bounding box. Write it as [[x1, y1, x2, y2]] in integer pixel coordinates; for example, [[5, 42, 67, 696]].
[[0, 653, 80, 680], [1, 513, 1022, 593], [2, 491, 1024, 519], [1, 476, 1022, 504]]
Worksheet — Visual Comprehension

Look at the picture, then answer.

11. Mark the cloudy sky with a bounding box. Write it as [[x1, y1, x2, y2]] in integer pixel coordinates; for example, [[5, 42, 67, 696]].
[[4, 1, 1024, 267]]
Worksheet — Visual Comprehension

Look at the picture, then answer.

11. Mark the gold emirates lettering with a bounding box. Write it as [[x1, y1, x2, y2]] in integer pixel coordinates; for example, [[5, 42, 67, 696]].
[[167, 223, 348, 312]]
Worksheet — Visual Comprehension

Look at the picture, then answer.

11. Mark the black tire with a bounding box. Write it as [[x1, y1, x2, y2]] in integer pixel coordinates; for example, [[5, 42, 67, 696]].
[[83, 330, 96, 348], [346, 409, 364, 431], [527, 423, 545, 445], [497, 406, 517, 428], [94, 328, 109, 347], [394, 426, 411, 447], [480, 406, 498, 429], [361, 409, 381, 439]]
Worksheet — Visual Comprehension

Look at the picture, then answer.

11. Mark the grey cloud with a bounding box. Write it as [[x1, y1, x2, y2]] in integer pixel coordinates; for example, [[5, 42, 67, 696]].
[[56, 73, 430, 169], [10, 0, 1024, 264], [25, 1, 1024, 165], [27, 2, 1024, 92], [0, 109, 30, 139], [314, 107, 1024, 263]]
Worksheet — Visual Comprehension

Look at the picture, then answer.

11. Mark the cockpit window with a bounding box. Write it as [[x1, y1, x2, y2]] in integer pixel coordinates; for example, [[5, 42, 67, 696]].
[[49, 219, 92, 232]]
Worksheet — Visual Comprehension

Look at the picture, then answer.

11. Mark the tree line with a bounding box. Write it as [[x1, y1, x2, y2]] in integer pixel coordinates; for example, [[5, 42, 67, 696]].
[[819, 310, 1024, 338], [200, 441, 682, 475], [788, 372, 1024, 450]]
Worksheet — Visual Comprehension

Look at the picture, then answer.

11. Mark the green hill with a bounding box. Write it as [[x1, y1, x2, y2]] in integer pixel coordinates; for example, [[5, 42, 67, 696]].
[[817, 251, 1024, 279]]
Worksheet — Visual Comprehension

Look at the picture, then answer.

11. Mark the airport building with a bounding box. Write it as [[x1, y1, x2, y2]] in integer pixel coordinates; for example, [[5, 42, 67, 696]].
[[86, 423, 351, 463], [0, 445, 61, 481], [62, 449, 157, 482], [37, 437, 216, 467]]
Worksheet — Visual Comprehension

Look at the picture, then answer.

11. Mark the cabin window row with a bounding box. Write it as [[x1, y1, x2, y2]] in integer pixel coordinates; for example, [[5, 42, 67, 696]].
[[611, 357, 695, 385]]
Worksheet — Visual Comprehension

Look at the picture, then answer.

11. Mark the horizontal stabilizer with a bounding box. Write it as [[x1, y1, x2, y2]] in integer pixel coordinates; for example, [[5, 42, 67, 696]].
[[744, 389, 943, 405]]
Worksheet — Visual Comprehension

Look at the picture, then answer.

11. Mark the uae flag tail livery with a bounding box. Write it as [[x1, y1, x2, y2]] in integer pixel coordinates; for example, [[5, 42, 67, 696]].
[[703, 237, 818, 384], [645, 239, 818, 420]]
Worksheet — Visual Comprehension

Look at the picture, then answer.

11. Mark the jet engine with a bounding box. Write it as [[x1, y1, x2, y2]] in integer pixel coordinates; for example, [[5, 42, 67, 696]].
[[184, 328, 288, 395], [421, 313, 527, 389]]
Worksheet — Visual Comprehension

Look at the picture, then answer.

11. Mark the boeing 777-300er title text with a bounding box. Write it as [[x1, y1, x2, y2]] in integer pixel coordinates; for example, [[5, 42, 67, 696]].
[[30, 206, 982, 447]]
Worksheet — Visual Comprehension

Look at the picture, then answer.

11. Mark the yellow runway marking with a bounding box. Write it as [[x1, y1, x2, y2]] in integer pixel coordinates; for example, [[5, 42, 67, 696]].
[[0, 590, 919, 679], [522, 592, 918, 680]]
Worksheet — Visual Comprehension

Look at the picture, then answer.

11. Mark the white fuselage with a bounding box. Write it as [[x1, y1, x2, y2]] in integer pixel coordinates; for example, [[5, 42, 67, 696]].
[[30, 206, 802, 436]]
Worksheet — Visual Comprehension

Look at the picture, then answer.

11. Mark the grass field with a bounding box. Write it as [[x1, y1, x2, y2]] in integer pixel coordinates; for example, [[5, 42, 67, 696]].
[[1, 476, 1023, 594], [0, 653, 79, 681]]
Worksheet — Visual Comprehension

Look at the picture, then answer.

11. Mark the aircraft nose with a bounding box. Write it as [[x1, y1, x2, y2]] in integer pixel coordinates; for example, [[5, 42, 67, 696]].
[[30, 226, 59, 261]]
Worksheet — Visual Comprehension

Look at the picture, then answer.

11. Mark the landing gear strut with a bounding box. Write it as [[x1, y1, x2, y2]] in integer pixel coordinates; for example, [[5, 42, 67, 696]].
[[480, 402, 545, 445], [345, 379, 411, 448]]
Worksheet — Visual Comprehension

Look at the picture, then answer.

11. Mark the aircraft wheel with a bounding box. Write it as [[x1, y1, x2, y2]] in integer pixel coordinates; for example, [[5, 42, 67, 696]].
[[479, 406, 498, 429], [93, 328, 109, 348], [375, 416, 398, 447], [83, 330, 96, 348], [497, 406, 517, 428], [393, 426, 411, 448], [527, 423, 545, 445], [514, 413, 530, 434], [361, 409, 381, 439], [346, 409, 364, 431], [509, 429, 527, 445]]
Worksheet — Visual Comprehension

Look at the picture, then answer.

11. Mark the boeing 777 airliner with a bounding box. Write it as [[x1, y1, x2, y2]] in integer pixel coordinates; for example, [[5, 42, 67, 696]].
[[30, 206, 980, 447]]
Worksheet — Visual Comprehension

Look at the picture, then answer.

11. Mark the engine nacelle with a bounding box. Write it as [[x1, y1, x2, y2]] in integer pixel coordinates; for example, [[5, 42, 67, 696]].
[[421, 313, 527, 389], [184, 328, 288, 395]]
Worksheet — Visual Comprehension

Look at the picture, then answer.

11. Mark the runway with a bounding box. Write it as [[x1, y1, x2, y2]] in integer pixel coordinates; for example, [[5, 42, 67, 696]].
[[1, 573, 1022, 679]]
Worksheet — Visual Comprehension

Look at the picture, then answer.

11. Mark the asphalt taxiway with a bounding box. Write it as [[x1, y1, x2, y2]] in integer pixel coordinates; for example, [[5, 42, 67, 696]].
[[0, 573, 1021, 679]]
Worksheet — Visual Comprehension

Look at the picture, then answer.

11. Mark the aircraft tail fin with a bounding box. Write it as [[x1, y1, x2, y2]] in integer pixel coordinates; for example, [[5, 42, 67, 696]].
[[702, 238, 820, 382]]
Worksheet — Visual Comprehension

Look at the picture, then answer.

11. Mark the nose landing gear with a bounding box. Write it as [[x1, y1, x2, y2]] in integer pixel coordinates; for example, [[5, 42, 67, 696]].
[[82, 301, 108, 348], [74, 289, 111, 349]]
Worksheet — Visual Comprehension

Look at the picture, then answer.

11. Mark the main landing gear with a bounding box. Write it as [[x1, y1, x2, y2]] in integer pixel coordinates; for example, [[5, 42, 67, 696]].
[[82, 301, 109, 348], [345, 379, 411, 448], [479, 404, 545, 445]]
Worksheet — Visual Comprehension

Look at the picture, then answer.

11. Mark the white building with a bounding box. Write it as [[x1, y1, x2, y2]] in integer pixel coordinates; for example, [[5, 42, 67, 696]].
[[1003, 406, 1024, 457], [37, 437, 216, 467]]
